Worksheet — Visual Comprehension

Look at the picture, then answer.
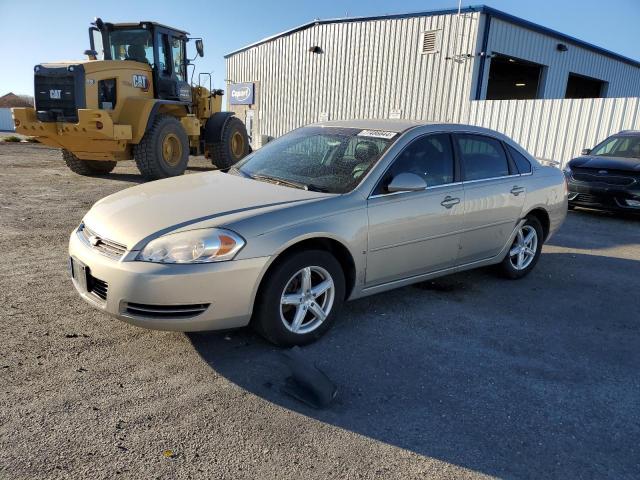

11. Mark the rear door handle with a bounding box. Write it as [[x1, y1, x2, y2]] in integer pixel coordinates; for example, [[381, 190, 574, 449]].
[[440, 196, 461, 209], [511, 186, 525, 196]]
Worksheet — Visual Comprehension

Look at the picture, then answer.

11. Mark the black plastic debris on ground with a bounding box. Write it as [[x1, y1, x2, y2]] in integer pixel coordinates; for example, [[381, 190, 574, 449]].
[[279, 346, 337, 409]]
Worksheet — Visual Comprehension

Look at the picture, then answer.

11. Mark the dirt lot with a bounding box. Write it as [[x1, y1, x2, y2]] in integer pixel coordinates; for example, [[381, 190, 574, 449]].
[[1, 143, 639, 479]]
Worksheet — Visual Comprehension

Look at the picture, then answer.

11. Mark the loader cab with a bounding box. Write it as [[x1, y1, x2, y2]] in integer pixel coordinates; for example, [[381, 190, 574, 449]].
[[90, 20, 193, 103]]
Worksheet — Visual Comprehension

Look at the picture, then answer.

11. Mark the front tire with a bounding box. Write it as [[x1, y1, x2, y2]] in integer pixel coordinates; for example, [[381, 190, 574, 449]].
[[253, 250, 345, 346], [134, 115, 189, 180], [208, 116, 251, 169], [62, 150, 116, 176], [499, 216, 543, 279]]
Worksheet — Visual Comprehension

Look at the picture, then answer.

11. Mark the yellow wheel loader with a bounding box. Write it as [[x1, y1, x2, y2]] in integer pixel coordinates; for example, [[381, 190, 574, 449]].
[[12, 18, 250, 180]]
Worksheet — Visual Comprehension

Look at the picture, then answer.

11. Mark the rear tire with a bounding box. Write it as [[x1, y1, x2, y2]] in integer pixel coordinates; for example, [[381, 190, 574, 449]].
[[498, 216, 544, 279], [62, 150, 116, 176], [253, 250, 345, 347], [208, 116, 251, 169], [134, 115, 189, 180]]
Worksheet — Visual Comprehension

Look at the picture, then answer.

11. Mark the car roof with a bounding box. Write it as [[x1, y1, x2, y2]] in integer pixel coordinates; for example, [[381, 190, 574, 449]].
[[309, 119, 425, 133], [307, 119, 514, 138], [617, 130, 640, 137]]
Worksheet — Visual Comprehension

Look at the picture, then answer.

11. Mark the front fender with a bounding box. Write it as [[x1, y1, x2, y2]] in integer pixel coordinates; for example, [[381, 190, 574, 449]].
[[237, 207, 369, 305]]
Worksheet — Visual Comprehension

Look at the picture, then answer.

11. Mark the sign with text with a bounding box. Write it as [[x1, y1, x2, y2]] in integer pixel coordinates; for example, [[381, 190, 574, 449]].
[[230, 83, 255, 105]]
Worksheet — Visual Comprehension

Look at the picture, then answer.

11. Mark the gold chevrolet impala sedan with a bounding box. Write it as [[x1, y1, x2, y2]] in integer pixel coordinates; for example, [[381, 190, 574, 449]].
[[69, 120, 568, 345]]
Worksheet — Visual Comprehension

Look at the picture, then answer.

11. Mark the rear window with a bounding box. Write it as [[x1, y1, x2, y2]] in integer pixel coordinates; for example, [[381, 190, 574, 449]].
[[455, 134, 510, 181], [506, 144, 532, 174]]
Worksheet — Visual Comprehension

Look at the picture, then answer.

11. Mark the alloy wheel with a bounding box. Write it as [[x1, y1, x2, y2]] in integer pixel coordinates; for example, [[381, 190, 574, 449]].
[[509, 224, 538, 270], [280, 266, 335, 334]]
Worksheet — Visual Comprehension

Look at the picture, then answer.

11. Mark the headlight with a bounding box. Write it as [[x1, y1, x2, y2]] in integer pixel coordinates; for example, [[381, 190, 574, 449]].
[[562, 165, 572, 175], [136, 228, 245, 264]]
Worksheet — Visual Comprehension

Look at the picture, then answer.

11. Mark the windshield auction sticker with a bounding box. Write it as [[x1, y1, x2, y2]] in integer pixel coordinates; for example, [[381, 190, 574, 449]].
[[357, 129, 398, 139]]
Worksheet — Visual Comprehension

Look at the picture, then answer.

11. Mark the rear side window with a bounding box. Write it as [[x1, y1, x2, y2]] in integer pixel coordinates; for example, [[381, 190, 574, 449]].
[[455, 134, 510, 181], [506, 144, 532, 173]]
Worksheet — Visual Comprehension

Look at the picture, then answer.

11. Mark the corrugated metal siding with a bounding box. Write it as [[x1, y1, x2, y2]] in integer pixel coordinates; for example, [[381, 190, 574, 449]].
[[227, 12, 482, 141], [463, 97, 640, 165], [227, 13, 640, 164], [0, 109, 14, 131], [485, 18, 640, 98]]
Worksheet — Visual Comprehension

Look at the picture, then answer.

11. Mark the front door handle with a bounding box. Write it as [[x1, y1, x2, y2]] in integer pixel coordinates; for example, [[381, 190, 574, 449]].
[[511, 186, 525, 196], [440, 196, 461, 209]]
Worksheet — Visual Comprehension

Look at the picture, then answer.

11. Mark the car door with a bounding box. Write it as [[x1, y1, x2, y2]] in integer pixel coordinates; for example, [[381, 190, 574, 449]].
[[454, 133, 526, 264], [366, 133, 464, 286]]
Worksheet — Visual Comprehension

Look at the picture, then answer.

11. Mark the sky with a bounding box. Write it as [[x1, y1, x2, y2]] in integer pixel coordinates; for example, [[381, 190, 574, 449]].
[[1, 0, 639, 96]]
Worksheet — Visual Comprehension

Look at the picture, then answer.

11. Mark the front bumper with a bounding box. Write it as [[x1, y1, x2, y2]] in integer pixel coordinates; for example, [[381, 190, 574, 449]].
[[12, 107, 133, 161], [68, 229, 270, 332], [567, 178, 640, 213]]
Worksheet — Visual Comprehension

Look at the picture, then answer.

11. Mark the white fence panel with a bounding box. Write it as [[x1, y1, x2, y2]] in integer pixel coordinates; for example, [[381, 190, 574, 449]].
[[460, 97, 640, 166], [0, 108, 14, 131]]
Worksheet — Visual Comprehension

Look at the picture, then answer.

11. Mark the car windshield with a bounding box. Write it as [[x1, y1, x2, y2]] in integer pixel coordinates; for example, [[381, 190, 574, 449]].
[[590, 135, 640, 159], [232, 126, 397, 194]]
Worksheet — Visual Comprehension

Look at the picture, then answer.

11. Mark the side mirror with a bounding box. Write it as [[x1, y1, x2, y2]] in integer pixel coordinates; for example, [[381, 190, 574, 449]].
[[386, 172, 427, 193], [581, 148, 591, 155], [195, 39, 204, 57]]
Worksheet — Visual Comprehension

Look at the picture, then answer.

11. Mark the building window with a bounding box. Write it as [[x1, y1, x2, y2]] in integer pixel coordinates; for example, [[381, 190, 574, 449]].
[[565, 73, 607, 98], [486, 54, 545, 100]]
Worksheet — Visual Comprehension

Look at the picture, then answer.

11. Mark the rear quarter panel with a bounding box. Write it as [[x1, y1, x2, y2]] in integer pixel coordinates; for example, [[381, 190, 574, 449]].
[[523, 166, 568, 239]]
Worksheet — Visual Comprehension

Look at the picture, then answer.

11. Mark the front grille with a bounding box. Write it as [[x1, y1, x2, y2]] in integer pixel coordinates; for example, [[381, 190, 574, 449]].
[[34, 65, 85, 122], [574, 193, 602, 204], [124, 302, 210, 319], [79, 224, 128, 260], [571, 168, 637, 187], [87, 273, 108, 301]]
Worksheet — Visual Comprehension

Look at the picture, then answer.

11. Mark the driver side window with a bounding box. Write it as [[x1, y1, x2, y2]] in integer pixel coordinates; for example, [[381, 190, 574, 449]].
[[374, 133, 454, 195]]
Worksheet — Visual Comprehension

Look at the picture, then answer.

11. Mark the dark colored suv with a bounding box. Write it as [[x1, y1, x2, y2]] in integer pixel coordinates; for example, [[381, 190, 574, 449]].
[[565, 130, 640, 213]]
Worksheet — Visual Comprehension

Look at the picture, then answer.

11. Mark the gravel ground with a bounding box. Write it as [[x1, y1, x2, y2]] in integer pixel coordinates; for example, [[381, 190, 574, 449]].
[[1, 143, 639, 479]]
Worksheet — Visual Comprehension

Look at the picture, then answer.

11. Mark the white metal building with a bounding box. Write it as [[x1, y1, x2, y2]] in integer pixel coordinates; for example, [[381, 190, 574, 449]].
[[224, 5, 640, 164]]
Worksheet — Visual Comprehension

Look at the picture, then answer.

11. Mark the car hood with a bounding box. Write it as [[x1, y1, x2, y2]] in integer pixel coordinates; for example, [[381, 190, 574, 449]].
[[569, 155, 640, 172], [83, 171, 330, 249]]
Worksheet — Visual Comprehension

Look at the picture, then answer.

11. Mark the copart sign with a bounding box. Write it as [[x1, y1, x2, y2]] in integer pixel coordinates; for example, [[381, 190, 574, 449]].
[[230, 83, 254, 105]]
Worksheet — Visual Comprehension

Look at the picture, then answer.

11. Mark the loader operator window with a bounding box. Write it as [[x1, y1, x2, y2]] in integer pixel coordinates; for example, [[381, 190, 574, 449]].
[[108, 28, 153, 65], [171, 37, 186, 81], [158, 35, 170, 73]]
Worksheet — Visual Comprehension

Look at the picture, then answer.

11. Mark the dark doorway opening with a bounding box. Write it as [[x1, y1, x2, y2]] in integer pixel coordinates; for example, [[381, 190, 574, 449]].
[[486, 54, 544, 100], [565, 73, 607, 98]]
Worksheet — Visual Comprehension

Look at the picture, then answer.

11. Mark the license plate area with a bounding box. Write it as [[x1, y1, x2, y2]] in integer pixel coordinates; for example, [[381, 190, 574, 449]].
[[70, 256, 88, 292]]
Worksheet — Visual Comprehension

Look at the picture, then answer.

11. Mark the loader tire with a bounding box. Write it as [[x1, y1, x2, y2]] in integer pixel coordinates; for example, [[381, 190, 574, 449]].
[[62, 150, 116, 176], [134, 115, 189, 180], [208, 116, 251, 169]]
